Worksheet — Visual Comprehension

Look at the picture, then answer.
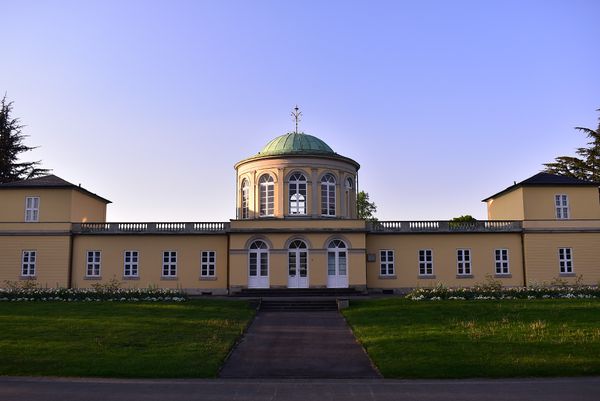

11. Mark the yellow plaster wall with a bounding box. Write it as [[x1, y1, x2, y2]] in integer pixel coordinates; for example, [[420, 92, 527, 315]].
[[522, 187, 600, 220], [0, 189, 72, 222], [72, 235, 229, 292], [486, 187, 524, 220], [523, 233, 600, 285], [366, 233, 524, 289], [0, 235, 71, 287], [70, 191, 107, 222], [228, 231, 366, 289]]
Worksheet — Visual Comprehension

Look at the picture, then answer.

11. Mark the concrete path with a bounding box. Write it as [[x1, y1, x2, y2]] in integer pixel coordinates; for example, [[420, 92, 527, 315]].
[[1, 376, 599, 401], [219, 311, 380, 378]]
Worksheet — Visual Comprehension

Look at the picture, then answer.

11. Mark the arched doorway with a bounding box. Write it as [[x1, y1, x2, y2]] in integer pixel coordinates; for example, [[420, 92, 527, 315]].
[[248, 240, 269, 288], [327, 239, 348, 288], [288, 239, 308, 288]]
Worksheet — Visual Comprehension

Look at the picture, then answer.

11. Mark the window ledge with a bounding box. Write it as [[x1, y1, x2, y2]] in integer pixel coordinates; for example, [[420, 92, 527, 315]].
[[494, 274, 512, 278], [84, 276, 102, 280], [559, 273, 576, 277], [123, 276, 140, 280], [378, 275, 397, 280], [200, 276, 217, 281], [456, 274, 474, 279], [160, 276, 178, 281], [418, 275, 436, 279]]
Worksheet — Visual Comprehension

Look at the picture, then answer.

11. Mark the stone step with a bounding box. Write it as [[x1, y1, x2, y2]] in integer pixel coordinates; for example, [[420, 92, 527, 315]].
[[235, 288, 365, 297], [260, 299, 339, 312]]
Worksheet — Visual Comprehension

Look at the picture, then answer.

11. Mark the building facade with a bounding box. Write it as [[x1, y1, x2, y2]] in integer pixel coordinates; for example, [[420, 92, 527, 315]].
[[1, 132, 599, 294]]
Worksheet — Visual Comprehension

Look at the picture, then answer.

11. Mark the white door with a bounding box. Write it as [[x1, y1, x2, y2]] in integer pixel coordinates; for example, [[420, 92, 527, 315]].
[[288, 240, 308, 288], [327, 239, 348, 288], [248, 240, 269, 288]]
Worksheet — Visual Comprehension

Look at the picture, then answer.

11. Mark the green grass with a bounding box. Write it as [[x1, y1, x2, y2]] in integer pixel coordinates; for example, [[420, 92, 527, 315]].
[[0, 300, 254, 378], [342, 298, 600, 378]]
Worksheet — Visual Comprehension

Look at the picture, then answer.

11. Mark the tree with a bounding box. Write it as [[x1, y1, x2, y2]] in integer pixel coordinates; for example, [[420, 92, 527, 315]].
[[0, 95, 49, 183], [451, 215, 477, 222], [357, 190, 377, 221], [543, 109, 600, 183]]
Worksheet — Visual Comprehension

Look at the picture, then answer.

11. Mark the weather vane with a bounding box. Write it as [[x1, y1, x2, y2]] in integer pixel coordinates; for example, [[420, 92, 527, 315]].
[[291, 105, 302, 134]]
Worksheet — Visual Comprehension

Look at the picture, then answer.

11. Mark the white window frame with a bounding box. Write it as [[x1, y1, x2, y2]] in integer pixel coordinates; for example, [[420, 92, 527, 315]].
[[201, 250, 216, 277], [555, 194, 569, 219], [21, 250, 37, 277], [456, 249, 471, 276], [25, 196, 40, 222], [241, 179, 249, 219], [321, 173, 336, 216], [123, 250, 139, 277], [162, 251, 177, 277], [494, 249, 510, 275], [418, 249, 433, 276], [259, 174, 275, 217], [86, 250, 101, 277], [380, 250, 395, 276], [558, 247, 573, 274], [289, 172, 307, 215]]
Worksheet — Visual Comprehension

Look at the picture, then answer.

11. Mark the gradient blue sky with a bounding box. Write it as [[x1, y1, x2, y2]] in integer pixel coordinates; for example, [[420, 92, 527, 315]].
[[3, 0, 599, 221]]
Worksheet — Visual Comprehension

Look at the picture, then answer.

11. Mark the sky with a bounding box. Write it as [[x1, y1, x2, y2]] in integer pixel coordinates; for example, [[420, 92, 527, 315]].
[[2, 0, 599, 222]]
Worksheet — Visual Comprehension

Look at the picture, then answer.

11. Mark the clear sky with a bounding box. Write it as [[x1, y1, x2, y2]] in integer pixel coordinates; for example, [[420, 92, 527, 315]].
[[3, 0, 599, 221]]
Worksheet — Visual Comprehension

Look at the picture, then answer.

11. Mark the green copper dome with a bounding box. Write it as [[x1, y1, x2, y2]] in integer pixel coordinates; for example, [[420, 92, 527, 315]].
[[258, 132, 335, 156]]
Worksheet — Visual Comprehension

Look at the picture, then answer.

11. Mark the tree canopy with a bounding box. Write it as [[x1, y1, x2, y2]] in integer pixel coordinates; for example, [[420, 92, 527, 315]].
[[0, 95, 49, 183], [357, 190, 377, 221], [543, 109, 600, 183]]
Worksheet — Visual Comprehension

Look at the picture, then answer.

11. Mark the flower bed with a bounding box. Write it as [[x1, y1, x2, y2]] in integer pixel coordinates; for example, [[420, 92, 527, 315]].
[[0, 286, 187, 302], [406, 285, 600, 301]]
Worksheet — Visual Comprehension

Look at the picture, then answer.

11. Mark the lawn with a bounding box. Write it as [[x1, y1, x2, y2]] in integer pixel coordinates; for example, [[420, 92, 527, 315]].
[[342, 298, 600, 378], [0, 300, 254, 378]]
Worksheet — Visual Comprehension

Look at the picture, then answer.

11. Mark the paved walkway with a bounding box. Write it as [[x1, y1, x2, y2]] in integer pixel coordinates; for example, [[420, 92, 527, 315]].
[[1, 377, 599, 401], [219, 311, 380, 378]]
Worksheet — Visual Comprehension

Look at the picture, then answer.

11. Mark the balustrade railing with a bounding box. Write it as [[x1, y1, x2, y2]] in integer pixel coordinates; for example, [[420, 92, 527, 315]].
[[369, 220, 521, 233], [73, 222, 229, 234]]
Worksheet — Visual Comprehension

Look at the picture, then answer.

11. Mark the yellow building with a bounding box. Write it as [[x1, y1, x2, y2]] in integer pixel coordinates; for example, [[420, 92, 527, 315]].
[[1, 132, 599, 294]]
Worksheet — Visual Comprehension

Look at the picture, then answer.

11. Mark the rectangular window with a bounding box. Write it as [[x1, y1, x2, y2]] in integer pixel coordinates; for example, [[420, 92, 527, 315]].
[[457, 249, 471, 275], [418, 249, 433, 276], [86, 251, 101, 277], [162, 251, 177, 277], [201, 251, 216, 277], [558, 248, 573, 274], [555, 194, 569, 219], [22, 250, 36, 276], [25, 196, 40, 222], [380, 250, 395, 276], [495, 249, 510, 275], [123, 250, 139, 277]]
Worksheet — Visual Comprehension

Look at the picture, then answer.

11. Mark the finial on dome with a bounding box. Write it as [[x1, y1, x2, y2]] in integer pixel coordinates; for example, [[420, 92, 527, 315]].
[[291, 105, 302, 134]]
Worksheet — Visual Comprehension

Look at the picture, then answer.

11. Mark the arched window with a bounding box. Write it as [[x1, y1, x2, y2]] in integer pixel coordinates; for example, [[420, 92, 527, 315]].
[[327, 239, 347, 288], [345, 177, 353, 218], [345, 177, 353, 190], [259, 174, 274, 217], [241, 179, 249, 219], [321, 173, 336, 216], [248, 240, 269, 288], [288, 240, 308, 287], [289, 172, 307, 215]]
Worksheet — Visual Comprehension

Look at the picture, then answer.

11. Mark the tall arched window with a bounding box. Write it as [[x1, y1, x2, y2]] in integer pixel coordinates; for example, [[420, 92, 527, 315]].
[[321, 173, 336, 216], [345, 177, 353, 218], [248, 240, 269, 288], [259, 174, 274, 217], [241, 179, 249, 219], [289, 172, 307, 215], [288, 239, 308, 288], [327, 239, 348, 288]]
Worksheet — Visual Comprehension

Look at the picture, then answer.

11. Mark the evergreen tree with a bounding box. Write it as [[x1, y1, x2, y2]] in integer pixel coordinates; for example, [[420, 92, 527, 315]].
[[543, 109, 600, 183], [357, 190, 378, 221], [0, 95, 49, 183]]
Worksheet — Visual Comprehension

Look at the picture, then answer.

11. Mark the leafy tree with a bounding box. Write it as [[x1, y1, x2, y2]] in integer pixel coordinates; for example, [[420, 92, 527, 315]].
[[543, 109, 600, 183], [0, 95, 49, 183], [357, 190, 377, 221], [451, 215, 477, 222]]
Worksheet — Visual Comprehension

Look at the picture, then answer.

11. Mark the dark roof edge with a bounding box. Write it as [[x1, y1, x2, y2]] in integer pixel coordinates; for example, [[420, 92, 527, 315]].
[[0, 184, 111, 204], [482, 182, 599, 202], [234, 153, 360, 170]]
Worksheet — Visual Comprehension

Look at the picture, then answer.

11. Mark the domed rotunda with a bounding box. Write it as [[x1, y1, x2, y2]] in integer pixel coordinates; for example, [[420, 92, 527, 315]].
[[234, 132, 360, 220]]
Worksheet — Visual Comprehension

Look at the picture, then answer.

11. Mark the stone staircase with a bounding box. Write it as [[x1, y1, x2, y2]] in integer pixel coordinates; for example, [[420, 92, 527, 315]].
[[233, 287, 365, 298], [259, 299, 339, 311]]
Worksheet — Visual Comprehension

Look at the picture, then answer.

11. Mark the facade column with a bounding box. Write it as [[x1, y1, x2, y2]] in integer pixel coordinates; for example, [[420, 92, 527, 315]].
[[277, 168, 285, 218], [311, 168, 319, 218]]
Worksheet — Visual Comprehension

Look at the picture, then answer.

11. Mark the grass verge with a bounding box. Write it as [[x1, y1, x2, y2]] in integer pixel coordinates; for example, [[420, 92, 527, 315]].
[[342, 298, 600, 378], [0, 299, 254, 378]]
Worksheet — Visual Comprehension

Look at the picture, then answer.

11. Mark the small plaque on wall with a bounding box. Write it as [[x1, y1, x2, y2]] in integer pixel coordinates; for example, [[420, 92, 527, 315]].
[[367, 253, 376, 262]]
